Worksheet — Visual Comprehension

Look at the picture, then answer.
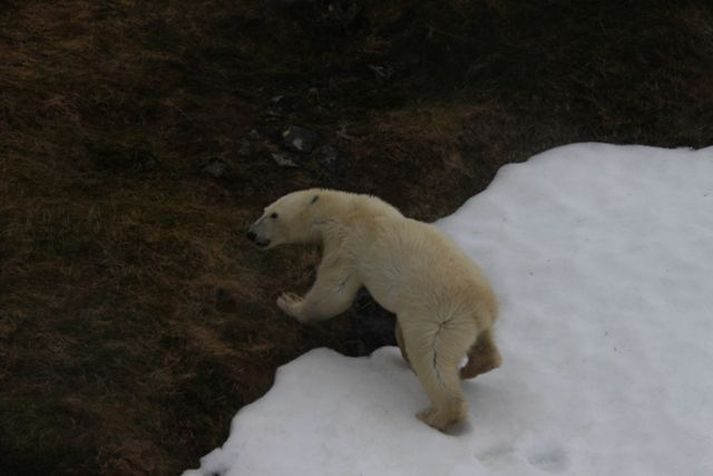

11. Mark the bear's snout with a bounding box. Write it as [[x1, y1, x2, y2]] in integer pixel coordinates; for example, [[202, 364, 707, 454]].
[[246, 224, 271, 248]]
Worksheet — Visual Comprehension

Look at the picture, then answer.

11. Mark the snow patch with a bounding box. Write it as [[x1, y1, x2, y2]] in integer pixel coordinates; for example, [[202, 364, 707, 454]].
[[185, 143, 713, 476]]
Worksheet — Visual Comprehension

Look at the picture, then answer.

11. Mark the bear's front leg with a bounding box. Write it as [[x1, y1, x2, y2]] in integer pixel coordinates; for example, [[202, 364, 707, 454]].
[[277, 258, 361, 324]]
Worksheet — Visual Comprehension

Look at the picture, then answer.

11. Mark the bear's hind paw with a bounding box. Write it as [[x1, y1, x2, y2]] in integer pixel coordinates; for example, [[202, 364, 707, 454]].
[[417, 406, 463, 432]]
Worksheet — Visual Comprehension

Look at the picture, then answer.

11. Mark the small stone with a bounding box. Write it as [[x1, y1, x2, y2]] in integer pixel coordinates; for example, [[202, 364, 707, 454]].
[[265, 0, 304, 10], [282, 125, 318, 153], [368, 64, 393, 80], [323, 0, 361, 27], [317, 145, 346, 173], [201, 158, 229, 178], [237, 140, 252, 157], [141, 155, 158, 170], [133, 149, 159, 171], [271, 152, 299, 168]]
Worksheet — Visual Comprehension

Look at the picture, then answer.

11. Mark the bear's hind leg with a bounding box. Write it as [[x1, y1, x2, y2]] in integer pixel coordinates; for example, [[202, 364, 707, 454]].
[[394, 321, 410, 368], [459, 328, 502, 380], [401, 316, 477, 431]]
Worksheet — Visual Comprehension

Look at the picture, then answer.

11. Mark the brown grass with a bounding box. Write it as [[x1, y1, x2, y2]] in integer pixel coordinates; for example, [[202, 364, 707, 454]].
[[1, 0, 712, 474]]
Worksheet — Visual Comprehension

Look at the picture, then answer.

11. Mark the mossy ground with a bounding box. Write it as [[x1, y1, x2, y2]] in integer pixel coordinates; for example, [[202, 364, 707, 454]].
[[1, 1, 711, 474]]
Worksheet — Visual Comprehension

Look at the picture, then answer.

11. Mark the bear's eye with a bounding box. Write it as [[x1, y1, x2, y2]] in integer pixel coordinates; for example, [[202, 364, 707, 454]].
[[270, 212, 278, 219]]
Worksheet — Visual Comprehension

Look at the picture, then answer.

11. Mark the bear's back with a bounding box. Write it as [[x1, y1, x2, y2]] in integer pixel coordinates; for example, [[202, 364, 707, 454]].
[[352, 214, 494, 319]]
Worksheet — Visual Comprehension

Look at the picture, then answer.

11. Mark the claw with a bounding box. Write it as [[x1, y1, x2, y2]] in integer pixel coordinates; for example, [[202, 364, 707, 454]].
[[277, 292, 304, 319]]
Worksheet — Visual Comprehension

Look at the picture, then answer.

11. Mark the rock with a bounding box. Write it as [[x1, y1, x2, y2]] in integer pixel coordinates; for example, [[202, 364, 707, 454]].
[[201, 158, 229, 178], [317, 145, 346, 173], [133, 149, 159, 171], [282, 125, 318, 153], [323, 0, 361, 27], [266, 0, 308, 10], [237, 140, 252, 157], [271, 152, 299, 168], [368, 64, 393, 81], [267, 0, 360, 29]]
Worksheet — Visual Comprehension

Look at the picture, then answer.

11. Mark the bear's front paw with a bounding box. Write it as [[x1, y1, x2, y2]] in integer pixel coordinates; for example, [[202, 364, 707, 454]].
[[277, 292, 305, 321]]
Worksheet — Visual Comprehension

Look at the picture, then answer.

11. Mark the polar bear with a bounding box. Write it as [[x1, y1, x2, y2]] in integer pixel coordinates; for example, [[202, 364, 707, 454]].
[[247, 189, 501, 430]]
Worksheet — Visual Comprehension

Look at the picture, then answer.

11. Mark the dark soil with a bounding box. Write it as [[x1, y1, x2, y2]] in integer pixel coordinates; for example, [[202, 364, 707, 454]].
[[1, 0, 711, 474]]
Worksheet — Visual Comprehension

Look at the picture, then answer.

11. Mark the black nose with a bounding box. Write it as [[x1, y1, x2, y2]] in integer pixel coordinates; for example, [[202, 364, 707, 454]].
[[246, 230, 256, 241]]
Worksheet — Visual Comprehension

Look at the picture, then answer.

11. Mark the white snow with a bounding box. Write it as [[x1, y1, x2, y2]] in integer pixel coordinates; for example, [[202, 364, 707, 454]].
[[184, 143, 713, 476]]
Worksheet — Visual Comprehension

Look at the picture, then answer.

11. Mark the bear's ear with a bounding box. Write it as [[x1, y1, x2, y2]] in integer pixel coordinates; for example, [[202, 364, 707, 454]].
[[310, 195, 319, 205]]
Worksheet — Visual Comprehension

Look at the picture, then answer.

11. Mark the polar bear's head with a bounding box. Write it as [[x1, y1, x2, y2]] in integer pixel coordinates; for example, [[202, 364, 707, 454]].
[[247, 189, 323, 249]]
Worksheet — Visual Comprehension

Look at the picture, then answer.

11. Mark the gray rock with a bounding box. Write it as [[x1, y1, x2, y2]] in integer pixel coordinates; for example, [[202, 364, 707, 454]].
[[271, 152, 299, 168], [317, 145, 346, 173], [266, 0, 309, 10], [368, 64, 393, 80], [134, 149, 159, 171], [237, 140, 252, 157], [282, 125, 318, 153], [201, 158, 229, 178], [324, 0, 361, 27]]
